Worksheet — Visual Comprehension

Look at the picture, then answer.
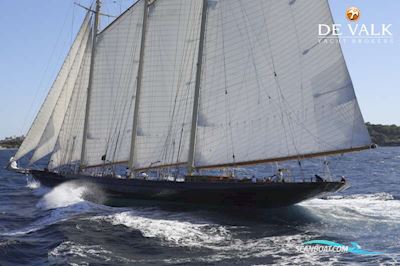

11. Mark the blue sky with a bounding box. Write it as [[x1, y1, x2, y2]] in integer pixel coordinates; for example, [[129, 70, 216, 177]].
[[0, 0, 399, 139]]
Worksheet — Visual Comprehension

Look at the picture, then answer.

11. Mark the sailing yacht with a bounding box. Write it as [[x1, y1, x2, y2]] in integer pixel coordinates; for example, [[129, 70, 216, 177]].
[[9, 0, 374, 207]]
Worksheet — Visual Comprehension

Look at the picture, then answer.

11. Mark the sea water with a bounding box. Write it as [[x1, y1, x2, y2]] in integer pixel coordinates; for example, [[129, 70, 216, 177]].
[[0, 147, 399, 265]]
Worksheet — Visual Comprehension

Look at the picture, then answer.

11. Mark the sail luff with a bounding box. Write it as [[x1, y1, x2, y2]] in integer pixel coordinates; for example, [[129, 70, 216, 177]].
[[14, 12, 92, 162], [187, 0, 208, 175], [80, 0, 101, 169], [128, 0, 149, 173]]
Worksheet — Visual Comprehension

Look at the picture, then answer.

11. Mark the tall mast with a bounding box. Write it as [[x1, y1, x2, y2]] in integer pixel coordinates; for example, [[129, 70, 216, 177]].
[[128, 0, 149, 175], [80, 0, 101, 170], [187, 0, 208, 175]]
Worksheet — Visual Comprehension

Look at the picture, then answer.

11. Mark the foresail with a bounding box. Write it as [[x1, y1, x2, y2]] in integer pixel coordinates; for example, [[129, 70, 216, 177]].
[[29, 24, 92, 165], [14, 12, 92, 162], [83, 1, 144, 167], [49, 32, 92, 169], [193, 0, 371, 168], [133, 0, 203, 169]]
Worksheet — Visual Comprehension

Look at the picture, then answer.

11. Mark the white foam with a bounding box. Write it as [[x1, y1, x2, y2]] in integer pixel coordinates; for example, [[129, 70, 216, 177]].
[[92, 211, 231, 248], [300, 193, 400, 222], [26, 177, 40, 189], [49, 241, 113, 262], [90, 211, 340, 265], [26, 177, 51, 196], [37, 182, 88, 210]]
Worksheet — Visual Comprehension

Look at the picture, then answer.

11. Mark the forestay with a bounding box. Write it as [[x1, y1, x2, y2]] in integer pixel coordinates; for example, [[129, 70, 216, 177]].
[[193, 0, 371, 168]]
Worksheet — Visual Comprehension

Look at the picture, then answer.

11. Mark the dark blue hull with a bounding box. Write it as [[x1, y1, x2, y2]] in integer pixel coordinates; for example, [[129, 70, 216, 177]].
[[30, 170, 346, 208]]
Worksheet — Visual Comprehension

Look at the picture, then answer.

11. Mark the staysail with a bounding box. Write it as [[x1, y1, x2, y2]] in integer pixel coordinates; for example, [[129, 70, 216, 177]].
[[193, 0, 371, 169], [30, 27, 92, 165], [82, 1, 145, 167], [49, 32, 93, 169], [132, 0, 203, 169], [82, 0, 203, 170], [14, 12, 92, 163]]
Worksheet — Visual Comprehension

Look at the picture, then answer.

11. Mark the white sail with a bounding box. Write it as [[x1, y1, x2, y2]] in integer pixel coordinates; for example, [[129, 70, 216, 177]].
[[193, 0, 371, 168], [49, 33, 92, 169], [29, 24, 92, 164], [83, 1, 145, 167], [14, 13, 92, 162], [133, 0, 203, 169]]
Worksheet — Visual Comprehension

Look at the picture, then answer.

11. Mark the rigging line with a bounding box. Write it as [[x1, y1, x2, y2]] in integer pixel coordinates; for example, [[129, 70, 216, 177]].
[[176, 15, 200, 164], [287, 0, 307, 151], [112, 41, 139, 164], [258, 2, 338, 151], [63, 46, 91, 167], [103, 24, 122, 157], [19, 4, 74, 135], [160, 3, 184, 164], [263, 2, 303, 159], [226, 2, 284, 157], [54, 26, 92, 166], [160, 1, 185, 164], [264, 1, 306, 160], [112, 34, 141, 164], [238, 1, 292, 156], [105, 7, 138, 163], [107, 19, 140, 163], [176, 2, 202, 164], [102, 21, 124, 159], [242, 1, 338, 152], [176, 6, 201, 165], [221, 2, 236, 164], [162, 2, 196, 165], [109, 24, 138, 163], [170, 1, 196, 164]]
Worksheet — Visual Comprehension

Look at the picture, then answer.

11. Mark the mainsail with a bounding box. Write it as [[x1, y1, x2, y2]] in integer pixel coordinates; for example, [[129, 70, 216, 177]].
[[16, 0, 371, 173], [193, 0, 371, 168]]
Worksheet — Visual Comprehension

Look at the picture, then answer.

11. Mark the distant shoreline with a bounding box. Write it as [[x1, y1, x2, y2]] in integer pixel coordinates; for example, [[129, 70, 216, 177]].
[[366, 123, 400, 147]]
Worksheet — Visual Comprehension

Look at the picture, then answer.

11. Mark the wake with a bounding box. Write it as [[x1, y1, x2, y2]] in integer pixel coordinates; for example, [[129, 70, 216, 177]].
[[300, 192, 400, 222]]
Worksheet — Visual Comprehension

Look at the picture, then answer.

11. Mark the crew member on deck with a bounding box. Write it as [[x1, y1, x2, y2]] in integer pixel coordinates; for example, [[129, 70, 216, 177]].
[[277, 169, 284, 182], [125, 167, 131, 178]]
